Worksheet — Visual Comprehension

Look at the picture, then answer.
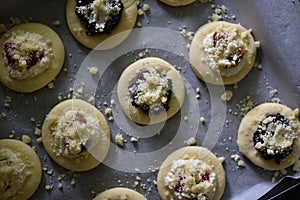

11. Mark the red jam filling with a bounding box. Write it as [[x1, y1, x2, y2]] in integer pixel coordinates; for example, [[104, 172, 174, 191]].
[[212, 31, 245, 68], [75, 112, 87, 124], [3, 41, 46, 70], [3, 42, 16, 67]]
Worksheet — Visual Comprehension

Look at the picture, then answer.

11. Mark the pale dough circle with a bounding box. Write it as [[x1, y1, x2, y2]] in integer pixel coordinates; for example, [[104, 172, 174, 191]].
[[66, 0, 138, 50], [0, 139, 42, 200], [0, 23, 65, 93], [237, 103, 300, 170], [157, 146, 226, 200], [93, 187, 147, 200], [42, 99, 111, 172], [189, 21, 257, 85], [117, 57, 185, 125], [159, 0, 196, 6]]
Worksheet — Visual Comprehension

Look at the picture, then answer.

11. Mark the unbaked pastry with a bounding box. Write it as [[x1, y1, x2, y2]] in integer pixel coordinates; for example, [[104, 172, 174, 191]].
[[157, 146, 225, 200], [42, 99, 111, 172], [0, 23, 65, 92], [66, 0, 137, 50], [117, 57, 185, 125], [0, 139, 42, 200], [237, 103, 300, 170], [189, 21, 259, 85], [93, 187, 147, 200], [159, 0, 196, 6]]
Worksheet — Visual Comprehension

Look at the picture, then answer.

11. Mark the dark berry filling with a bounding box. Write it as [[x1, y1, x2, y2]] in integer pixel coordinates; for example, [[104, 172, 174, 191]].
[[253, 113, 293, 164], [128, 70, 172, 114], [75, 0, 123, 35]]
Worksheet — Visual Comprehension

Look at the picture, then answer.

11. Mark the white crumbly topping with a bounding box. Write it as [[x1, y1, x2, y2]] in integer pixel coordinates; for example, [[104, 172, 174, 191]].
[[128, 67, 171, 110], [3, 31, 51, 80], [0, 148, 27, 200], [202, 26, 249, 77], [186, 137, 197, 146], [115, 133, 124, 147], [51, 109, 102, 158], [165, 158, 216, 200], [92, 0, 122, 21], [221, 90, 233, 101], [255, 115, 298, 155]]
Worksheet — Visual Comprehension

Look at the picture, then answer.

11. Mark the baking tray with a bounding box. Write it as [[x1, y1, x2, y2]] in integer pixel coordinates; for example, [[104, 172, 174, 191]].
[[0, 0, 299, 199]]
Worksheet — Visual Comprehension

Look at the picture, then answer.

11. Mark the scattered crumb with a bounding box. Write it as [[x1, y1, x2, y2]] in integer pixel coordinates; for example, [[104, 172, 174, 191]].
[[137, 9, 143, 15], [34, 128, 42, 136], [231, 154, 246, 168], [218, 156, 225, 164], [36, 137, 43, 144], [71, 178, 76, 186], [130, 137, 138, 142], [221, 90, 233, 101], [185, 137, 196, 146], [200, 116, 206, 123], [48, 82, 54, 89], [22, 135, 32, 144], [89, 67, 98, 75], [52, 20, 61, 26], [184, 116, 188, 121], [45, 184, 52, 191], [143, 4, 150, 11], [115, 134, 124, 147], [236, 96, 255, 116]]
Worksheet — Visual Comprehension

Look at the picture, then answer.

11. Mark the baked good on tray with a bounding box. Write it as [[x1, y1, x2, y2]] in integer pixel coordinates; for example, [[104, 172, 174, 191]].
[[0, 139, 42, 200], [117, 57, 185, 125], [93, 187, 147, 200], [189, 21, 260, 85], [237, 103, 300, 170], [66, 0, 137, 50], [157, 146, 225, 200], [0, 22, 65, 92], [159, 0, 196, 6], [42, 99, 111, 172]]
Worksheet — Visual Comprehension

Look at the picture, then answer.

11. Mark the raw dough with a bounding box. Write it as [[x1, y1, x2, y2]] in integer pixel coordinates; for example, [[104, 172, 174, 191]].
[[159, 0, 196, 6], [0, 23, 65, 93], [117, 57, 185, 125], [237, 103, 300, 170], [66, 0, 137, 50], [93, 187, 147, 200], [0, 139, 42, 200], [189, 21, 258, 85], [42, 99, 111, 172], [157, 146, 225, 200]]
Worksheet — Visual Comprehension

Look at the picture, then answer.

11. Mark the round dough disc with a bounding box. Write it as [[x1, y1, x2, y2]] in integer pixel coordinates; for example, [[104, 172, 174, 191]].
[[42, 99, 111, 172], [159, 0, 196, 6], [157, 146, 226, 200], [66, 0, 137, 50], [0, 139, 42, 200], [0, 23, 65, 93], [189, 21, 257, 85], [93, 187, 147, 200], [237, 103, 300, 170], [117, 57, 185, 125]]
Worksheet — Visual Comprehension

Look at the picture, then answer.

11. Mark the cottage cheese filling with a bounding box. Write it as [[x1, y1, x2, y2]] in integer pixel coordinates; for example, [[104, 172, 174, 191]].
[[253, 113, 298, 162], [0, 148, 26, 200], [51, 110, 102, 158], [75, 0, 123, 35], [3, 31, 51, 80], [128, 67, 172, 114], [165, 158, 217, 200], [202, 26, 248, 77]]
